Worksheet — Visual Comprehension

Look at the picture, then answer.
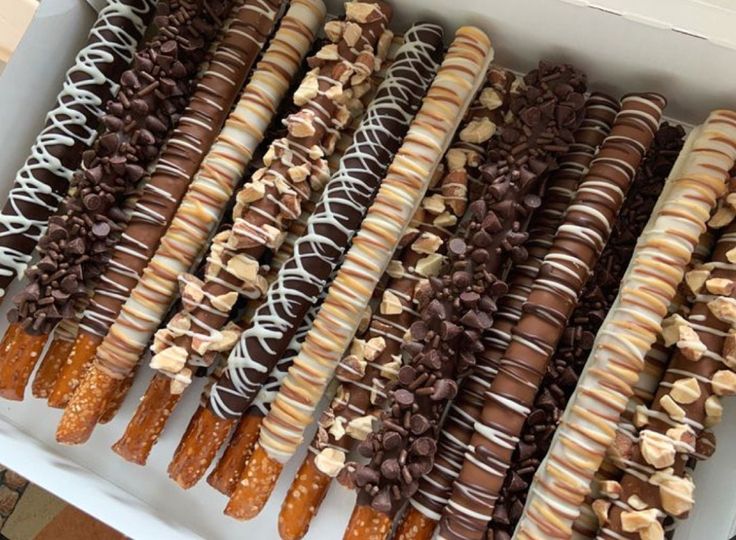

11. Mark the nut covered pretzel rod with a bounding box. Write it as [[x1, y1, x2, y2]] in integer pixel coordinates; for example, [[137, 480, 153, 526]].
[[223, 25, 494, 522], [54, 1, 326, 445], [589, 199, 736, 540], [512, 110, 736, 540], [0, 0, 157, 301], [436, 92, 667, 540], [164, 1, 395, 487], [476, 123, 683, 540], [571, 230, 715, 540], [343, 62, 590, 540], [27, 0, 284, 401], [0, 0, 232, 401], [394, 92, 620, 540]]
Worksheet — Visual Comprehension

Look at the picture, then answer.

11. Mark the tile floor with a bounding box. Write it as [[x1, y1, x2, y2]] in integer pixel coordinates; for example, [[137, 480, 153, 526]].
[[0, 465, 123, 540]]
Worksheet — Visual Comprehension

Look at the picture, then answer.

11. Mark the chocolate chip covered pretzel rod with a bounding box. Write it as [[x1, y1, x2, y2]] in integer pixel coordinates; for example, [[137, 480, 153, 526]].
[[279, 139, 478, 540], [54, 1, 325, 445], [0, 0, 231, 401], [589, 202, 736, 540], [0, 0, 156, 300], [394, 93, 619, 540], [221, 26, 493, 522], [436, 93, 667, 540], [164, 1, 395, 486], [513, 109, 736, 540], [344, 63, 589, 540], [477, 122, 682, 540], [27, 0, 283, 401]]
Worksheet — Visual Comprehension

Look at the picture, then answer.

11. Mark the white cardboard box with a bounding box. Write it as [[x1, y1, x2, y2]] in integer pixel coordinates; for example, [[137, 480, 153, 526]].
[[1, 1, 736, 539]]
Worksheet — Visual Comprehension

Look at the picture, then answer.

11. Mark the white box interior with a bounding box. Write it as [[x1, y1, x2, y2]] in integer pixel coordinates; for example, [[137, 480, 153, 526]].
[[1, 0, 736, 538]]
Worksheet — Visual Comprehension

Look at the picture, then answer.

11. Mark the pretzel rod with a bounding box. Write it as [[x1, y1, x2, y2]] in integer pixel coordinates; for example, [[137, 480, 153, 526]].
[[165, 1, 395, 486], [342, 63, 590, 540], [54, 1, 325, 445], [0, 0, 156, 300], [0, 0, 232, 401], [434, 93, 667, 540], [28, 0, 282, 402], [512, 110, 736, 540], [589, 193, 736, 539], [570, 232, 716, 540], [31, 319, 78, 399], [223, 25, 493, 522], [475, 122, 683, 540], [393, 93, 619, 540], [277, 66, 519, 540]]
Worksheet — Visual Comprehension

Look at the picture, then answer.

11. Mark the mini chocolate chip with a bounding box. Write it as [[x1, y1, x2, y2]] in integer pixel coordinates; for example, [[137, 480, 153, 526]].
[[448, 238, 467, 257], [383, 431, 401, 451], [380, 459, 400, 480], [409, 414, 430, 435], [92, 222, 111, 238], [394, 389, 415, 408], [411, 437, 436, 457], [371, 489, 392, 513], [398, 365, 417, 386], [431, 379, 457, 401]]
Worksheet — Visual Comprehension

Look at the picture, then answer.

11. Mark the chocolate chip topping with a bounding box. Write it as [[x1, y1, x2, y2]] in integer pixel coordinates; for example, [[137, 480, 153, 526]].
[[9, 0, 230, 334], [353, 61, 591, 518]]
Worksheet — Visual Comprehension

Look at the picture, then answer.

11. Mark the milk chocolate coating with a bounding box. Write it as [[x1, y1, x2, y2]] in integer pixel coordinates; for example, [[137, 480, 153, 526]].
[[352, 62, 590, 518], [206, 19, 444, 419], [488, 123, 683, 540], [405, 93, 620, 525], [0, 0, 156, 301], [9, 0, 232, 335], [76, 0, 283, 342], [438, 92, 666, 540], [597, 181, 736, 538]]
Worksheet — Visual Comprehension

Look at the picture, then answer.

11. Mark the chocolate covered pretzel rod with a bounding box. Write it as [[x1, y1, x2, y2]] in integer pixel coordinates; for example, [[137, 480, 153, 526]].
[[589, 200, 736, 540], [394, 93, 620, 540], [27, 0, 283, 402], [0, 0, 156, 300], [0, 0, 231, 400], [437, 93, 667, 540], [513, 110, 736, 540], [344, 63, 589, 540], [164, 1, 395, 487], [479, 122, 683, 540], [54, 1, 325, 445], [220, 26, 493, 521]]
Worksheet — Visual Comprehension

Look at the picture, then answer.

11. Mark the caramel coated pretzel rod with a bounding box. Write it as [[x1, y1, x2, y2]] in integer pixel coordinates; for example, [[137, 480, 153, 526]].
[[514, 110, 736, 540], [28, 0, 284, 403], [344, 62, 590, 540], [221, 25, 493, 523], [0, 0, 156, 301], [435, 93, 667, 540], [164, 0, 396, 488], [54, 0, 326, 445], [393, 92, 620, 540], [572, 230, 715, 539], [0, 0, 232, 401], [588, 195, 736, 540]]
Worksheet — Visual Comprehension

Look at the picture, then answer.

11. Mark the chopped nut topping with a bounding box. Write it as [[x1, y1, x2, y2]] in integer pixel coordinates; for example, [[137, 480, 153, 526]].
[[380, 290, 403, 315], [712, 369, 736, 396], [422, 193, 446, 215], [314, 447, 346, 477], [659, 475, 694, 517], [709, 296, 736, 326], [599, 479, 622, 499], [346, 415, 374, 440], [415, 253, 445, 277], [639, 430, 676, 469], [592, 499, 610, 526], [706, 277, 734, 295], [446, 148, 467, 171], [459, 117, 496, 144], [364, 336, 386, 361], [670, 377, 701, 404], [685, 267, 710, 294], [479, 87, 503, 110], [323, 20, 344, 43], [345, 2, 381, 23], [386, 259, 404, 279], [226, 253, 259, 284], [412, 232, 443, 255], [705, 394, 723, 427], [659, 394, 687, 421], [620, 508, 659, 533], [150, 345, 187, 374]]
